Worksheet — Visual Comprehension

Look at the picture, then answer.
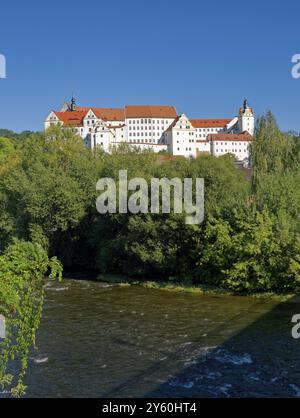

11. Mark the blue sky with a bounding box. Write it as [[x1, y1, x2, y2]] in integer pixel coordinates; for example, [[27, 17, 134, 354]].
[[0, 0, 299, 132]]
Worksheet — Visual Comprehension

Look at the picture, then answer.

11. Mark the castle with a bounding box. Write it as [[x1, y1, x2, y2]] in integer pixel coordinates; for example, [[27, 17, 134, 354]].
[[45, 99, 254, 162]]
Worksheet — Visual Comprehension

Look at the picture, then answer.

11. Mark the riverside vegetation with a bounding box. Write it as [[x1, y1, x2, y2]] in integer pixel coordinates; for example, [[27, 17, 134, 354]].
[[0, 112, 299, 394]]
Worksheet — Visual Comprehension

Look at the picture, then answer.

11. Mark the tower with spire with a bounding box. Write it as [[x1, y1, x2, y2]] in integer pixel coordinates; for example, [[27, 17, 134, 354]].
[[238, 99, 254, 135], [70, 95, 77, 111]]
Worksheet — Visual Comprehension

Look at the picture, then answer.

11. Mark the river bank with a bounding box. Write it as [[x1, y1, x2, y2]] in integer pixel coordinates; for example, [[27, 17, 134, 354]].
[[96, 274, 299, 302]]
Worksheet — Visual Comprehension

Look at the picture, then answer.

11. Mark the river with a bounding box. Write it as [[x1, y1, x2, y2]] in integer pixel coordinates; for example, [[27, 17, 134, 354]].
[[21, 279, 300, 397]]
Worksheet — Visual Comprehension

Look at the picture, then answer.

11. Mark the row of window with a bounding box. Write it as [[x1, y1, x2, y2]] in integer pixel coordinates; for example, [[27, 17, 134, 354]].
[[177, 147, 192, 152], [176, 131, 194, 135], [215, 142, 249, 146], [129, 132, 162, 137], [128, 125, 164, 130], [178, 125, 191, 129], [197, 127, 225, 132], [128, 119, 170, 124]]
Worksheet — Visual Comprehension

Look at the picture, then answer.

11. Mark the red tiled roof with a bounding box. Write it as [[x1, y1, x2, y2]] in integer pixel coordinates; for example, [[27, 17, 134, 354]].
[[54, 108, 125, 125], [77, 107, 125, 121], [190, 119, 232, 128], [91, 108, 125, 121], [54, 111, 87, 126], [125, 105, 177, 118], [56, 105, 177, 123], [207, 132, 253, 142]]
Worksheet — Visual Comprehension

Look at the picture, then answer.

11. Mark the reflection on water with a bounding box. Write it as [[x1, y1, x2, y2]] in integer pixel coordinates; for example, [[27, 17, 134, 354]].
[[20, 279, 300, 397]]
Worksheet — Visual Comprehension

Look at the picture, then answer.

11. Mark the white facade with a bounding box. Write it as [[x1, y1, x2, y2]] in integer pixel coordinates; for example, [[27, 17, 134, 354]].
[[45, 99, 254, 161], [166, 114, 196, 158], [209, 134, 252, 161]]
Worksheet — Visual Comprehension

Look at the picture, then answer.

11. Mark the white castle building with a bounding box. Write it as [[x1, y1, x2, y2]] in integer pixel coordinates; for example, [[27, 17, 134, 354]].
[[45, 99, 254, 162]]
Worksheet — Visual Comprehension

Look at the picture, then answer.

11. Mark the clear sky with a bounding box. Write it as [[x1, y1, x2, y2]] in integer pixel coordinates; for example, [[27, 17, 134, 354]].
[[0, 0, 299, 132]]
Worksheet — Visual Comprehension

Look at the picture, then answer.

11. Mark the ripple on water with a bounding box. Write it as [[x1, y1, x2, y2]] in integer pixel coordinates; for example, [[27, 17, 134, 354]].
[[47, 287, 69, 292], [214, 349, 253, 365], [290, 384, 300, 397], [31, 356, 49, 364], [169, 377, 194, 389]]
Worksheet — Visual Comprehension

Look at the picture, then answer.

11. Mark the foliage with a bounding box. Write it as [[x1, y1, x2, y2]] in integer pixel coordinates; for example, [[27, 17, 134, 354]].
[[0, 240, 62, 396], [0, 115, 300, 394], [197, 210, 300, 292]]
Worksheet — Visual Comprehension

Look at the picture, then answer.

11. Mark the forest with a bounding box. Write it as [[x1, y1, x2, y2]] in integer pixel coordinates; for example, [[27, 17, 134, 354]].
[[0, 112, 299, 394]]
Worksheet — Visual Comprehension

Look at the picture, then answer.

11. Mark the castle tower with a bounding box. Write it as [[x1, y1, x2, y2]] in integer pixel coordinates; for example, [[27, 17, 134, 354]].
[[238, 99, 254, 135], [70, 95, 77, 112]]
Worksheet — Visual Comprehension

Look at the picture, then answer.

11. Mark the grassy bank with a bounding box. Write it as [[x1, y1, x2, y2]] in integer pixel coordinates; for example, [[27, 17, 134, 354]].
[[96, 274, 297, 302]]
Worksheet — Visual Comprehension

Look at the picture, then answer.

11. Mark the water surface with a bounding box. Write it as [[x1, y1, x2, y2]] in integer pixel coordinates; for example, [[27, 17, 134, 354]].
[[22, 279, 300, 397]]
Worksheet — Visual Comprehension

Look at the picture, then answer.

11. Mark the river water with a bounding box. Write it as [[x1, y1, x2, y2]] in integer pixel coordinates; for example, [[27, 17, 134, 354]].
[[21, 279, 300, 397]]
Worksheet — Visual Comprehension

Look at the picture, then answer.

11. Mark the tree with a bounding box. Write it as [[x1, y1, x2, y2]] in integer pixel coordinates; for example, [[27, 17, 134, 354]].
[[0, 240, 62, 396]]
